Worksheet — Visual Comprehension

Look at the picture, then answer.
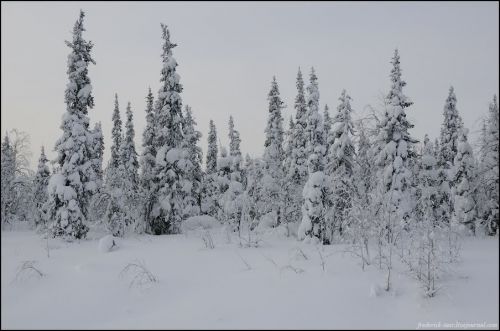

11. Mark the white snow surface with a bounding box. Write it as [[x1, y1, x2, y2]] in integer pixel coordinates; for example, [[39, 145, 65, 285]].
[[1, 231, 498, 329]]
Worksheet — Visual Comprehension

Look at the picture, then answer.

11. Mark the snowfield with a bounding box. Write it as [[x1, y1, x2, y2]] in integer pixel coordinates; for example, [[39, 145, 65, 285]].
[[1, 230, 498, 329]]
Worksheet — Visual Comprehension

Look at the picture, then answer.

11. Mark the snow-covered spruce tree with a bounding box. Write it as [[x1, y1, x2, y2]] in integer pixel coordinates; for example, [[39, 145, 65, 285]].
[[89, 122, 104, 189], [228, 115, 243, 181], [438, 86, 463, 217], [1, 134, 16, 226], [283, 116, 295, 173], [228, 115, 244, 198], [261, 76, 285, 226], [201, 119, 219, 217], [373, 49, 416, 291], [323, 104, 332, 154], [139, 87, 156, 233], [283, 68, 309, 225], [182, 105, 203, 218], [121, 101, 140, 228], [229, 115, 242, 158], [216, 146, 231, 222], [110, 94, 123, 170], [149, 24, 187, 235], [46, 10, 97, 240], [452, 127, 477, 234], [206, 119, 218, 174], [87, 121, 105, 224], [478, 95, 499, 235], [325, 90, 356, 244], [218, 140, 245, 233], [244, 156, 265, 228], [33, 146, 51, 229], [298, 68, 328, 244], [304, 68, 325, 158], [102, 93, 124, 235], [104, 95, 126, 237]]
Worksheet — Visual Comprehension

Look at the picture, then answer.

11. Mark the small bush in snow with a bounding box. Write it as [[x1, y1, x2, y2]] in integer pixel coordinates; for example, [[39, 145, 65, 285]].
[[119, 260, 158, 288], [201, 230, 215, 249], [14, 260, 44, 282]]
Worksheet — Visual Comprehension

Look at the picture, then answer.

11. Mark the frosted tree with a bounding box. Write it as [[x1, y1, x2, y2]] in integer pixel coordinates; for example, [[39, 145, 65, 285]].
[[438, 86, 463, 218], [110, 94, 123, 170], [150, 24, 187, 234], [218, 143, 245, 232], [262, 76, 285, 226], [87, 122, 107, 225], [452, 128, 477, 233], [89, 122, 104, 189], [373, 49, 416, 290], [216, 146, 231, 221], [1, 134, 16, 226], [33, 146, 51, 229], [283, 116, 294, 173], [298, 68, 328, 243], [408, 135, 446, 297], [201, 119, 219, 217], [182, 105, 203, 217], [206, 120, 218, 174], [439, 87, 463, 169], [304, 68, 325, 156], [228, 115, 244, 195], [350, 122, 375, 268], [284, 68, 309, 225], [478, 95, 499, 235], [1, 130, 35, 225], [228, 115, 242, 158], [104, 95, 126, 237], [121, 102, 140, 228], [323, 104, 332, 154], [139, 88, 156, 233], [325, 90, 356, 243], [46, 10, 97, 240], [244, 156, 265, 227]]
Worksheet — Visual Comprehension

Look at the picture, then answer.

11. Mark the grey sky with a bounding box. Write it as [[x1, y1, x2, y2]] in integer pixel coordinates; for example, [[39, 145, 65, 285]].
[[2, 1, 499, 169]]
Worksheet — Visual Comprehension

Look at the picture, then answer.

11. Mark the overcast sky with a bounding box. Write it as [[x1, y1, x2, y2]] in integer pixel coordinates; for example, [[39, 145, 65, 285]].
[[2, 1, 499, 169]]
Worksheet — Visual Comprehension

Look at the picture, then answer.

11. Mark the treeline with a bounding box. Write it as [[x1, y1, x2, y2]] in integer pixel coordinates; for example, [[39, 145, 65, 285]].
[[1, 11, 498, 294]]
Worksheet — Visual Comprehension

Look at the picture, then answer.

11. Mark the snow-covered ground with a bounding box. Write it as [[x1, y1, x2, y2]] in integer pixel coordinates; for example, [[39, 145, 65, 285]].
[[1, 229, 498, 329]]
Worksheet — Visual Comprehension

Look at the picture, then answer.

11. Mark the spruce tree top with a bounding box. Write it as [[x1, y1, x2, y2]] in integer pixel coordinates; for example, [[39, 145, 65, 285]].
[[110, 93, 122, 168], [229, 115, 242, 158], [37, 146, 50, 174], [264, 76, 285, 155], [294, 68, 307, 128], [64, 10, 95, 117], [155, 24, 183, 150], [439, 86, 463, 168], [206, 119, 218, 174]]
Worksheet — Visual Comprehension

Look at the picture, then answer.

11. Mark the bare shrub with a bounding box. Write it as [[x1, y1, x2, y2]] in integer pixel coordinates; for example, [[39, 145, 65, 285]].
[[236, 252, 252, 271], [119, 260, 158, 288], [280, 264, 305, 274], [14, 260, 44, 282], [201, 230, 215, 249]]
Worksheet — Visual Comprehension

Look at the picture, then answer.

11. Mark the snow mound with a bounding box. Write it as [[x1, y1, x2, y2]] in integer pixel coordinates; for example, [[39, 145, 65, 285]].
[[181, 215, 221, 233], [98, 235, 118, 253]]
